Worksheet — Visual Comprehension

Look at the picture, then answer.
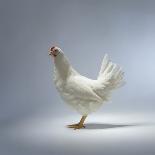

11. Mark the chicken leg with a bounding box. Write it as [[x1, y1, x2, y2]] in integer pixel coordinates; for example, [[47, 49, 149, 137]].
[[67, 115, 87, 130]]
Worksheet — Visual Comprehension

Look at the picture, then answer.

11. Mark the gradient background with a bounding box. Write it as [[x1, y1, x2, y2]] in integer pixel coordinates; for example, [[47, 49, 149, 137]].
[[0, 0, 155, 155]]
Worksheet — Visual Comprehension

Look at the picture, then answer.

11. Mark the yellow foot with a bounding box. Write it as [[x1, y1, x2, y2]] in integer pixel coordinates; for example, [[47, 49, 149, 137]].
[[67, 123, 85, 130]]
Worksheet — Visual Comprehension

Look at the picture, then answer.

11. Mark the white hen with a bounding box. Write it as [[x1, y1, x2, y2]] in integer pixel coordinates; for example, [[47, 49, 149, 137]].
[[49, 46, 124, 129]]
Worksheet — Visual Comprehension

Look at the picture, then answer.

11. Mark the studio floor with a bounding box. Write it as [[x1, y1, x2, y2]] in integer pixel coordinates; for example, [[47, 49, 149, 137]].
[[1, 112, 155, 155]]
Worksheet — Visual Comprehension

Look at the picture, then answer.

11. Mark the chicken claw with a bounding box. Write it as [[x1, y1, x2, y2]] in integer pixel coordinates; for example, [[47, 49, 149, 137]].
[[67, 123, 85, 130], [67, 116, 87, 130]]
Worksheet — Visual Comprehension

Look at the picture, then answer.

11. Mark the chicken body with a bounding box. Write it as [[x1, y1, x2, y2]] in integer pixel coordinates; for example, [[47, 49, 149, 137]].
[[49, 47, 124, 129], [54, 71, 103, 115]]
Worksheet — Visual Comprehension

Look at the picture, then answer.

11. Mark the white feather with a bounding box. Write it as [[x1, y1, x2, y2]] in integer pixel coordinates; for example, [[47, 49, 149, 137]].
[[52, 49, 125, 115]]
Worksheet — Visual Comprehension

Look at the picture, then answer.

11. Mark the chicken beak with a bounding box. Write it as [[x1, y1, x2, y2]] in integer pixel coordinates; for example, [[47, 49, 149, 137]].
[[49, 49, 53, 56], [49, 49, 57, 57], [49, 46, 56, 56]]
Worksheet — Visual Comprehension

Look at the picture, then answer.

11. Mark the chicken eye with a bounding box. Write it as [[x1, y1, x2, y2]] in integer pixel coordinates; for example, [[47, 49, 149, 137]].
[[54, 49, 59, 52]]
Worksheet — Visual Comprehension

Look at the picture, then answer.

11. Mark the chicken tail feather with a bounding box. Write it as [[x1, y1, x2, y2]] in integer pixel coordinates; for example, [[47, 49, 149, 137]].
[[97, 54, 125, 90]]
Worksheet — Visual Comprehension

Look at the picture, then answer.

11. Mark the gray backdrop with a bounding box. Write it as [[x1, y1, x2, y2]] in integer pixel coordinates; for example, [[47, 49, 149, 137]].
[[1, 0, 155, 120], [0, 0, 155, 154]]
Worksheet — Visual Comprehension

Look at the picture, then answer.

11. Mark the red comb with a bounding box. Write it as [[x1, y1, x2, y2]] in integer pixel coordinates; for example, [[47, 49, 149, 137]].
[[50, 46, 55, 51]]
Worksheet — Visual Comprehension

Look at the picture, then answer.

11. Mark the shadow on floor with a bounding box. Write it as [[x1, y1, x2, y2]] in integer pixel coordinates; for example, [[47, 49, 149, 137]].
[[84, 123, 140, 130]]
